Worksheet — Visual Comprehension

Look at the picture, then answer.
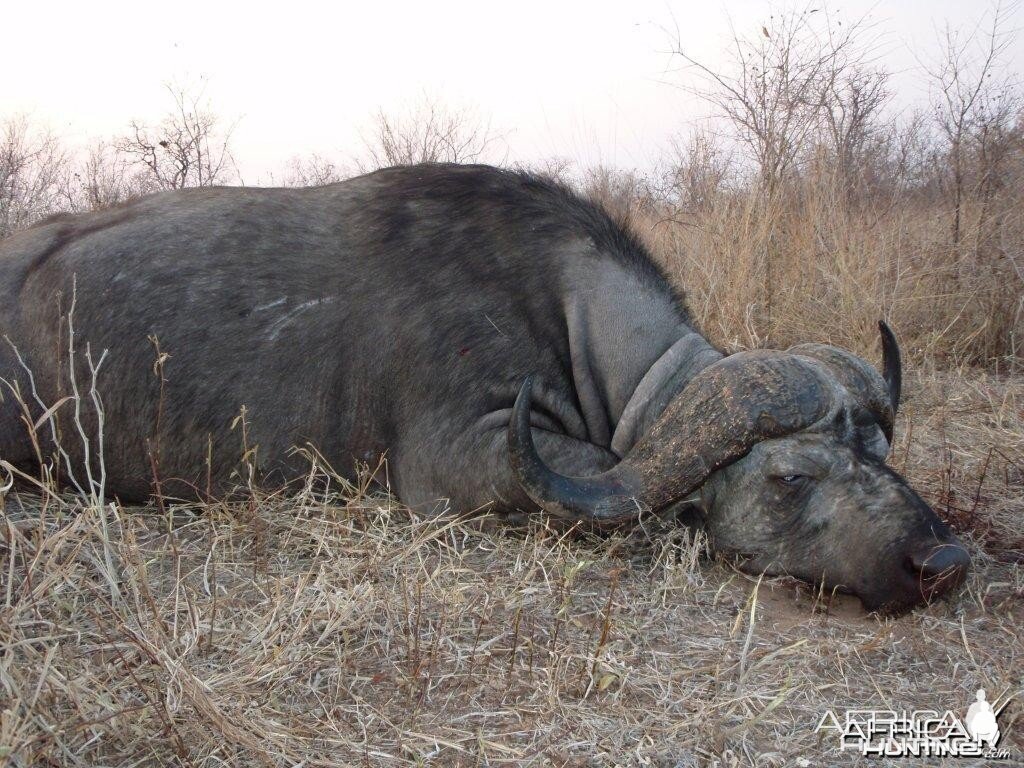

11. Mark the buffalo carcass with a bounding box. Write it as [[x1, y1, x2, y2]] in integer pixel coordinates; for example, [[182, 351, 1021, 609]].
[[0, 163, 969, 613]]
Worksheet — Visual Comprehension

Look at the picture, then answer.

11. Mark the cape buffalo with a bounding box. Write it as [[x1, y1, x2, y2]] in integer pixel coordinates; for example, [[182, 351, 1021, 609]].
[[0, 163, 969, 613]]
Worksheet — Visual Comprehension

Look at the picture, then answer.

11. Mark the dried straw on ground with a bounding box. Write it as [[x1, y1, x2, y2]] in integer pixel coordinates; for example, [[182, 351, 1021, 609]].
[[2, 368, 1021, 767]]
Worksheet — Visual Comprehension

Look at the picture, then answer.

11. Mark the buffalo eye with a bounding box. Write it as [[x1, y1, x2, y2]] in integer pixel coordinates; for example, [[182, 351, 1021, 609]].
[[774, 474, 807, 488]]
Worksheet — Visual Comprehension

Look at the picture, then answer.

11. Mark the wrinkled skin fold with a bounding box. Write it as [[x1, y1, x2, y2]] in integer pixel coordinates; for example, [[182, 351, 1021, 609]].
[[510, 323, 970, 615]]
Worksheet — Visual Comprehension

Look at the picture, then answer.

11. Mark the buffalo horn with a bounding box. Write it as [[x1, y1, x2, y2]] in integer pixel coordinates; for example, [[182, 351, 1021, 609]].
[[508, 354, 835, 527], [878, 320, 902, 416]]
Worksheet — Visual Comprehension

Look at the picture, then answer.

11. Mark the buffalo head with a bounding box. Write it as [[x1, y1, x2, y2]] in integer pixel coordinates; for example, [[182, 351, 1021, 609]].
[[508, 322, 970, 614]]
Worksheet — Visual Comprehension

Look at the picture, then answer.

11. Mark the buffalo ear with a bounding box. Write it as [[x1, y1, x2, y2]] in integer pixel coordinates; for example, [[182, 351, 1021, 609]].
[[878, 321, 902, 417]]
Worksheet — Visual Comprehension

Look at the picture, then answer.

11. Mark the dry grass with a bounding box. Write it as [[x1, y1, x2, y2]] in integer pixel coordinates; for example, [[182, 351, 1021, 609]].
[[1, 366, 1021, 767], [634, 171, 1024, 370]]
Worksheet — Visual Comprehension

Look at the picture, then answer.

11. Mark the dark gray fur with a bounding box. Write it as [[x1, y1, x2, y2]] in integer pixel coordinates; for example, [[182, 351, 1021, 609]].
[[0, 164, 716, 506]]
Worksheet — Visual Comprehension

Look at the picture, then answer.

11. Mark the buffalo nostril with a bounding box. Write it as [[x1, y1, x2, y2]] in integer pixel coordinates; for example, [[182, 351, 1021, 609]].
[[909, 542, 971, 596]]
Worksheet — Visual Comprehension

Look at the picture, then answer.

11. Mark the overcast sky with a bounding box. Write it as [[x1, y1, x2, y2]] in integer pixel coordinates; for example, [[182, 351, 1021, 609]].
[[6, 1, 1023, 183]]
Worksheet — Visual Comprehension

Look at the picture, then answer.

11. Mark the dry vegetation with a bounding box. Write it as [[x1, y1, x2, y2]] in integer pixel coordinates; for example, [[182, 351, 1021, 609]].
[[2, 3, 1023, 766], [1, 370, 1021, 766]]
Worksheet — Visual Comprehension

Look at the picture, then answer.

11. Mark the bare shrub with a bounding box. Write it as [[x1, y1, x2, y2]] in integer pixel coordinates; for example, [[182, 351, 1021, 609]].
[[817, 64, 894, 198], [527, 155, 576, 185], [670, 5, 878, 193], [581, 165, 658, 221], [61, 140, 157, 212], [282, 153, 348, 187], [0, 86, 237, 231], [117, 83, 237, 190], [360, 98, 500, 169], [0, 116, 69, 237], [666, 127, 734, 212], [926, 0, 1022, 249]]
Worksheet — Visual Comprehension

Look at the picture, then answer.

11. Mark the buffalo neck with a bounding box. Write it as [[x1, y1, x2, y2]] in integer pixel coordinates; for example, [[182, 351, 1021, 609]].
[[610, 331, 723, 456], [563, 257, 723, 456]]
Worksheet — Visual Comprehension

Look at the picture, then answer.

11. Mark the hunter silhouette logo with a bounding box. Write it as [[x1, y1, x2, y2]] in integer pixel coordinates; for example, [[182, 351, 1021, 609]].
[[816, 687, 1016, 759], [965, 689, 1009, 747]]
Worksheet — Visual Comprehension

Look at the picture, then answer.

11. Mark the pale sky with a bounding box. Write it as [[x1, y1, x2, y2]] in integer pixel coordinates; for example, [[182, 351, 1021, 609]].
[[5, 1, 1022, 183]]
